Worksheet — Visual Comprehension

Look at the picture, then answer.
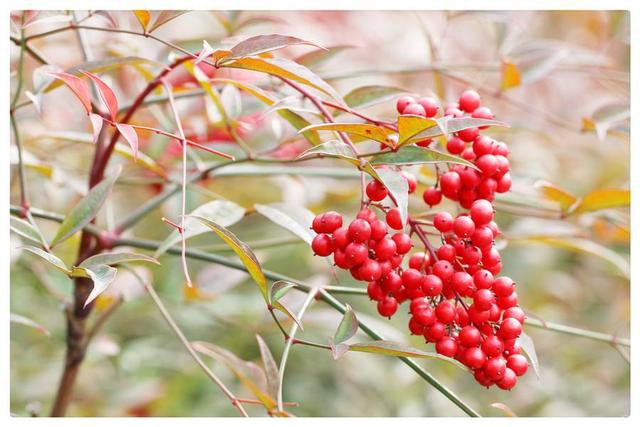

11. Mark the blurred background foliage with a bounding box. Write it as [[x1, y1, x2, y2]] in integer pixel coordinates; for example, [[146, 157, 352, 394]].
[[10, 10, 629, 416]]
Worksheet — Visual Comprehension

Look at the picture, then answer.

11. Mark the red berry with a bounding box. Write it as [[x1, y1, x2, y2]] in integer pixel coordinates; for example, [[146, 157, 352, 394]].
[[459, 90, 481, 113], [311, 234, 334, 256], [332, 226, 350, 249], [435, 300, 456, 323], [433, 212, 454, 233], [452, 271, 473, 295], [498, 318, 523, 340], [391, 233, 412, 254], [470, 199, 494, 225], [492, 276, 515, 297], [507, 354, 529, 376], [437, 243, 456, 262], [474, 369, 494, 387], [459, 325, 482, 347], [408, 316, 425, 335], [356, 208, 378, 224], [382, 271, 402, 293], [468, 304, 491, 324], [402, 268, 423, 290], [359, 259, 382, 281], [377, 296, 398, 317], [474, 288, 495, 311], [476, 154, 499, 177], [446, 136, 465, 154], [453, 215, 475, 238], [457, 127, 479, 142], [386, 208, 403, 230], [344, 242, 368, 266], [436, 336, 458, 357], [471, 226, 493, 248], [422, 274, 443, 297], [423, 187, 442, 207], [503, 306, 526, 324], [484, 356, 507, 381], [415, 306, 436, 326], [396, 96, 416, 114], [496, 173, 512, 193], [409, 252, 431, 270], [333, 249, 350, 268], [369, 220, 387, 241], [472, 107, 493, 128], [432, 260, 454, 282], [348, 218, 372, 243], [440, 171, 462, 197], [464, 347, 487, 369], [463, 245, 483, 266], [373, 238, 396, 261], [496, 368, 517, 390], [401, 171, 417, 194], [366, 180, 388, 201], [417, 97, 439, 117], [403, 103, 426, 116], [497, 292, 518, 309], [367, 281, 385, 301], [424, 322, 446, 342], [482, 335, 505, 358]]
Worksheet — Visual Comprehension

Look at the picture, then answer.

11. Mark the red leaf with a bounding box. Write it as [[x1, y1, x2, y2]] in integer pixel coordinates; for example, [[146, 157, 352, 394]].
[[89, 113, 104, 143], [48, 72, 92, 115], [115, 123, 138, 160], [80, 71, 119, 121]]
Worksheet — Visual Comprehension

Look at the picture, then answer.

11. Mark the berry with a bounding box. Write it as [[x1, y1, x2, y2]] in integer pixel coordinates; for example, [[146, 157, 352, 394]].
[[482, 335, 505, 358], [311, 234, 334, 257], [459, 325, 482, 347], [401, 171, 417, 194], [422, 274, 443, 297], [382, 272, 402, 293], [498, 318, 523, 340], [471, 226, 494, 248], [453, 215, 475, 238], [396, 96, 416, 114], [435, 300, 456, 323], [446, 136, 465, 154], [366, 180, 388, 201], [386, 208, 403, 230], [408, 316, 425, 335], [473, 289, 495, 311], [408, 252, 431, 270], [484, 357, 507, 381], [457, 127, 479, 142], [424, 322, 446, 342], [436, 336, 458, 357], [459, 90, 481, 113], [440, 171, 462, 197], [496, 368, 517, 390], [377, 296, 398, 318], [415, 306, 436, 326], [433, 212, 454, 233], [423, 187, 442, 206], [417, 97, 439, 117], [357, 208, 378, 223], [359, 259, 382, 282], [503, 306, 526, 324], [344, 242, 368, 266], [470, 199, 494, 225], [374, 238, 397, 261], [464, 347, 487, 369], [432, 260, 454, 282], [452, 271, 473, 295], [493, 276, 516, 297], [391, 233, 412, 254], [403, 103, 426, 116], [348, 218, 372, 243], [507, 354, 529, 376], [437, 244, 456, 262]]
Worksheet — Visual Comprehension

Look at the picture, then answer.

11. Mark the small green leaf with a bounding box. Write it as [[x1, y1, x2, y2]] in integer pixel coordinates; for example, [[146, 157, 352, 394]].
[[256, 334, 280, 400], [10, 216, 47, 247], [51, 167, 121, 247], [333, 304, 358, 345], [370, 145, 477, 169], [155, 200, 245, 257], [269, 280, 296, 304], [192, 215, 267, 298], [10, 313, 51, 336], [298, 122, 396, 146], [21, 246, 71, 275], [343, 85, 408, 110], [254, 203, 315, 245], [71, 264, 118, 307], [273, 301, 304, 331], [375, 168, 409, 227], [79, 252, 159, 269], [346, 340, 466, 369], [517, 332, 540, 379]]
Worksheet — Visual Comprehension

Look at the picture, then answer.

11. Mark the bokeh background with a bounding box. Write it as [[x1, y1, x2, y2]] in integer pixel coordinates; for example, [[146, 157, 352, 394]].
[[10, 10, 630, 416]]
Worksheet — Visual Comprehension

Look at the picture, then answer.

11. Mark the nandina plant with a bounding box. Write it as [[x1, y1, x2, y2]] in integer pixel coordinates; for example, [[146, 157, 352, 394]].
[[9, 10, 630, 418]]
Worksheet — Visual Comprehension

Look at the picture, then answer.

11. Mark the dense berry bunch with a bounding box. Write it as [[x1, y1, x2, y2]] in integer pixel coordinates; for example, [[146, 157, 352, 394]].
[[311, 89, 527, 390]]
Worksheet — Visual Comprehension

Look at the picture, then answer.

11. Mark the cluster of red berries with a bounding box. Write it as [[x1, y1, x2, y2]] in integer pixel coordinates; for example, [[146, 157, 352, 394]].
[[311, 89, 527, 390]]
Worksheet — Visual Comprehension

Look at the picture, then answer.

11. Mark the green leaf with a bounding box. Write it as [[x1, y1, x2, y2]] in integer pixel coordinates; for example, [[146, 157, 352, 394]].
[[298, 122, 396, 146], [517, 332, 540, 379], [296, 45, 353, 69], [51, 167, 121, 247], [79, 252, 159, 269], [346, 340, 466, 369], [255, 334, 280, 400], [333, 304, 358, 345], [192, 216, 267, 298], [10, 216, 47, 247], [21, 246, 71, 275], [269, 280, 296, 304], [223, 56, 340, 100], [375, 168, 409, 227], [254, 203, 315, 245], [272, 301, 304, 331], [155, 200, 245, 257], [71, 264, 118, 307], [223, 34, 324, 61], [10, 313, 51, 336], [370, 145, 477, 169], [343, 85, 408, 110], [570, 189, 630, 215]]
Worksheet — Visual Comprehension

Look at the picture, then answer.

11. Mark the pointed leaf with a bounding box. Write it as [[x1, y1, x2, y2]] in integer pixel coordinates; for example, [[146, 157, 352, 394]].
[[225, 34, 324, 61], [89, 113, 103, 143], [403, 117, 509, 145], [375, 168, 409, 227], [370, 145, 477, 169], [517, 332, 540, 379], [224, 56, 340, 100], [269, 280, 296, 304], [72, 264, 118, 307], [329, 338, 349, 360], [500, 59, 521, 90], [570, 189, 629, 215], [81, 71, 119, 121], [333, 304, 358, 345], [10, 216, 46, 246], [343, 85, 408, 110], [534, 180, 577, 212], [149, 10, 189, 32], [79, 251, 159, 269], [94, 10, 117, 28], [397, 115, 438, 144], [155, 200, 245, 257], [296, 45, 353, 69], [115, 123, 138, 160], [298, 122, 396, 146], [273, 301, 304, 331], [297, 139, 358, 161], [48, 72, 92, 114], [10, 313, 50, 336], [254, 203, 315, 245], [256, 334, 279, 400], [133, 10, 151, 31], [192, 216, 267, 298], [51, 167, 121, 247], [20, 246, 71, 275], [195, 40, 216, 65], [491, 402, 518, 417], [346, 340, 466, 369]]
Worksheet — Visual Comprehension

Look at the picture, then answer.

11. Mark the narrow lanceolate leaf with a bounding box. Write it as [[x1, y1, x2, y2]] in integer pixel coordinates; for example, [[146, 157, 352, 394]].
[[195, 40, 216, 65], [81, 71, 119, 121], [371, 145, 477, 169], [500, 59, 521, 91], [89, 113, 104, 143], [71, 264, 118, 307], [21, 246, 71, 275], [224, 56, 340, 101], [192, 216, 267, 298], [346, 340, 466, 369], [10, 216, 47, 246], [516, 332, 540, 380], [333, 304, 358, 345], [10, 313, 51, 336], [534, 180, 577, 213], [296, 45, 353, 69], [155, 200, 245, 257], [254, 203, 315, 245], [570, 189, 630, 215], [79, 252, 159, 269], [115, 123, 138, 160], [508, 235, 630, 279], [397, 115, 438, 144], [491, 402, 518, 417], [133, 10, 151, 31], [273, 301, 304, 331], [298, 122, 396, 146], [297, 139, 358, 161], [581, 102, 629, 142], [48, 72, 92, 114], [343, 85, 408, 110], [256, 334, 280, 400], [269, 280, 296, 304], [376, 168, 409, 227], [224, 34, 324, 62], [148, 10, 189, 32], [403, 117, 509, 146], [51, 167, 121, 247]]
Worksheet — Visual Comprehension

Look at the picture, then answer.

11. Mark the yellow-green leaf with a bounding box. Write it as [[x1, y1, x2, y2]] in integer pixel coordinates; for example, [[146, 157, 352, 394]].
[[71, 264, 118, 307], [79, 251, 159, 269], [397, 115, 438, 144], [347, 340, 466, 369], [343, 85, 408, 110], [192, 215, 267, 298], [500, 59, 521, 90], [299, 122, 396, 146], [10, 216, 47, 247], [133, 10, 151, 31], [21, 246, 71, 275], [370, 145, 477, 169], [571, 189, 629, 215], [255, 334, 279, 400], [534, 180, 577, 212]]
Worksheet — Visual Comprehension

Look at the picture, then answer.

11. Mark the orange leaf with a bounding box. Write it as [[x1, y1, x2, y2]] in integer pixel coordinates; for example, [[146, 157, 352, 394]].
[[133, 10, 151, 31], [500, 59, 521, 91]]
